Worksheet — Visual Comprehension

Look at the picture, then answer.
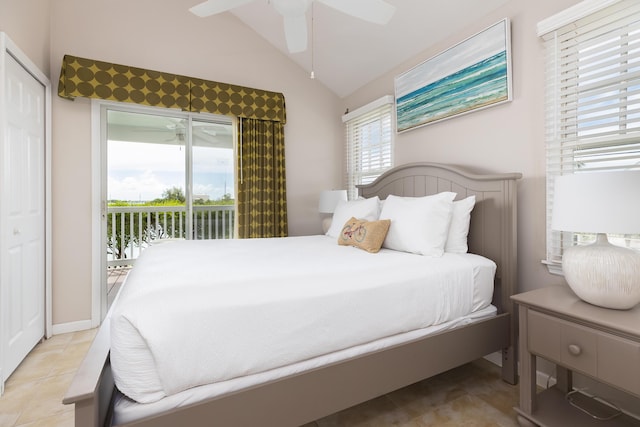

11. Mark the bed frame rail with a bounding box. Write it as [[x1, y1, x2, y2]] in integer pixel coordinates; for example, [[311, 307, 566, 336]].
[[66, 315, 509, 427], [63, 316, 115, 427]]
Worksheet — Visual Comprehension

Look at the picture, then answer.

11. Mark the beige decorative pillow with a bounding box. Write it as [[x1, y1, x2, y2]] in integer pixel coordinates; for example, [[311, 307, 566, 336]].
[[338, 217, 391, 253]]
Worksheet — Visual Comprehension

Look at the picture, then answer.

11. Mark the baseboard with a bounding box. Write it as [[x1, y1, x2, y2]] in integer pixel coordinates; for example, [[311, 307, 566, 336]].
[[483, 351, 556, 389], [537, 370, 556, 389], [483, 351, 502, 367], [51, 319, 93, 335]]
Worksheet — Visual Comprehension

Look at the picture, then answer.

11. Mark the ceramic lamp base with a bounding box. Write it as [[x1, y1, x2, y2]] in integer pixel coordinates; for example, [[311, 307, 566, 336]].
[[321, 216, 332, 234], [563, 234, 640, 310]]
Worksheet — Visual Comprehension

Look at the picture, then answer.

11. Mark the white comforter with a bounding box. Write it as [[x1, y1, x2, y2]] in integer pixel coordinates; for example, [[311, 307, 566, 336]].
[[110, 235, 495, 403]]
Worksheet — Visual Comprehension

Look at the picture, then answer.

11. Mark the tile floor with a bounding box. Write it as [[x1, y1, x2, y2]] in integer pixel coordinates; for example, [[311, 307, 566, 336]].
[[0, 329, 518, 427], [0, 328, 98, 427]]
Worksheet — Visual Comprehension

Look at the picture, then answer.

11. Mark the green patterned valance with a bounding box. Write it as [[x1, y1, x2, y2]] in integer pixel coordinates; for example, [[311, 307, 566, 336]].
[[190, 78, 286, 122], [58, 55, 286, 123], [58, 56, 191, 110]]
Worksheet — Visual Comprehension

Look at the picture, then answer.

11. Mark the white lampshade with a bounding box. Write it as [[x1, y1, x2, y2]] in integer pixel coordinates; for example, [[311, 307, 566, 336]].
[[552, 171, 640, 310], [552, 171, 640, 234], [318, 190, 347, 214]]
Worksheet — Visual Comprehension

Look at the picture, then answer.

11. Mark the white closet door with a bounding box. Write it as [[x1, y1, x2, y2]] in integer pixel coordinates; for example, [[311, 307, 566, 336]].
[[1, 52, 46, 385]]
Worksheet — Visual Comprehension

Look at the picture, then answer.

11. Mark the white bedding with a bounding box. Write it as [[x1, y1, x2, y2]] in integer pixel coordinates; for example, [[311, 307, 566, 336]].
[[110, 235, 496, 405]]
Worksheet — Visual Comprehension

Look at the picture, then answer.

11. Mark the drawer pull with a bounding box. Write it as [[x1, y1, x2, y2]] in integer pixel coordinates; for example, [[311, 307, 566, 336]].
[[568, 344, 582, 356]]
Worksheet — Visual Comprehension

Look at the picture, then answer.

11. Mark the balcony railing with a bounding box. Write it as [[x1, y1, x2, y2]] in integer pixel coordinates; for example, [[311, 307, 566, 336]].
[[107, 204, 234, 267]]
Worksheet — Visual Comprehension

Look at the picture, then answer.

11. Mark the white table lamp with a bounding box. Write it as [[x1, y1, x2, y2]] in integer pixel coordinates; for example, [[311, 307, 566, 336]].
[[319, 190, 347, 233], [552, 171, 640, 309]]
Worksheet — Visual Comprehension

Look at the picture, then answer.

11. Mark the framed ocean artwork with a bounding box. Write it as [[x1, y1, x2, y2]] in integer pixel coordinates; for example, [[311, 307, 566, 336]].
[[395, 19, 512, 133]]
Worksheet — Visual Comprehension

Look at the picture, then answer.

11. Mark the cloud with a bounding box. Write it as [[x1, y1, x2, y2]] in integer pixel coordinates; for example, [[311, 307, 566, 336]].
[[108, 140, 234, 201], [108, 170, 181, 201]]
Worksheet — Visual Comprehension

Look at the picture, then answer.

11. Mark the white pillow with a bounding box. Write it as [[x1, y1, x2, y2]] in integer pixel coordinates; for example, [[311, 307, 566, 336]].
[[445, 195, 476, 253], [379, 192, 456, 256], [326, 196, 380, 238]]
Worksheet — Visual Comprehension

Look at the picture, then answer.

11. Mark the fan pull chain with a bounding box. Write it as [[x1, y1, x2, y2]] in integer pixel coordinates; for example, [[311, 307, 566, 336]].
[[310, 1, 315, 79]]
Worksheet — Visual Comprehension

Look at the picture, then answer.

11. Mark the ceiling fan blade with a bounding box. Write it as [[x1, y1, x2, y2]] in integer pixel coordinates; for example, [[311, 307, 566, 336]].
[[317, 0, 396, 25], [189, 0, 255, 17], [282, 14, 308, 53]]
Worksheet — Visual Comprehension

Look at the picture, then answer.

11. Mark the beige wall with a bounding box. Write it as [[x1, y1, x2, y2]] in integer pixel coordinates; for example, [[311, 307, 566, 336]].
[[3, 0, 587, 326], [0, 0, 51, 74], [46, 0, 343, 325], [342, 0, 581, 296]]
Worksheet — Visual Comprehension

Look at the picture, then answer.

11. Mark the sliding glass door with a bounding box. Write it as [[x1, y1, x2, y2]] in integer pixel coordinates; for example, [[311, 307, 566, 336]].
[[191, 119, 235, 240], [102, 105, 234, 308]]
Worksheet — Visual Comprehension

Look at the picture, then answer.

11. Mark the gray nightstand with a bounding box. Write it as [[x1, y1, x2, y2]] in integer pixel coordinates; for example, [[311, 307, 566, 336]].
[[511, 286, 640, 426]]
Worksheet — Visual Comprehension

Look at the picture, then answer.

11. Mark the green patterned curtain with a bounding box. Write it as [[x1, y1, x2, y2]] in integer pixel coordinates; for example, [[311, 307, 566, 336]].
[[237, 118, 288, 238]]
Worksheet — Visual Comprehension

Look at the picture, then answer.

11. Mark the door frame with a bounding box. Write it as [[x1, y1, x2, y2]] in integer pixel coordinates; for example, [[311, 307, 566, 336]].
[[90, 101, 234, 324], [0, 32, 52, 391]]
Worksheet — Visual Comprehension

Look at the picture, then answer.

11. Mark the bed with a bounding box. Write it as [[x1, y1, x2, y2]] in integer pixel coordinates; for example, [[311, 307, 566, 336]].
[[63, 162, 522, 427]]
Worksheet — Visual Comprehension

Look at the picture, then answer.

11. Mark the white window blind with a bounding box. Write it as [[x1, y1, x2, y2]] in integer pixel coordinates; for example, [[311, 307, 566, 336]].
[[542, 0, 640, 271], [343, 96, 394, 200]]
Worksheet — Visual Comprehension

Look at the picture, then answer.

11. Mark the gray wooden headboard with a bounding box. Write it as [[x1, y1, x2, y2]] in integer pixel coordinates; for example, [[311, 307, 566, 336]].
[[358, 162, 522, 318]]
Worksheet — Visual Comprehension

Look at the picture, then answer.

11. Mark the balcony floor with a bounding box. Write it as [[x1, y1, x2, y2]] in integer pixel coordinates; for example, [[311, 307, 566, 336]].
[[107, 266, 130, 308]]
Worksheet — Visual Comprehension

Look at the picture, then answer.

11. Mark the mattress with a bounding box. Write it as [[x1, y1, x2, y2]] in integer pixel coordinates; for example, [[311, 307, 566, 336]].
[[110, 235, 496, 407]]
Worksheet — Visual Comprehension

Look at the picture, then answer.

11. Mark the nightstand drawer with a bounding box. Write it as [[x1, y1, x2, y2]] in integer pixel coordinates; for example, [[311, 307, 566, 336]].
[[527, 310, 561, 361], [528, 310, 597, 377], [598, 333, 640, 397]]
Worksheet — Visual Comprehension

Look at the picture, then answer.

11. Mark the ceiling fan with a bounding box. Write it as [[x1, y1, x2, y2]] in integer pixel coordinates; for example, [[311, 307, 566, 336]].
[[189, 0, 396, 53]]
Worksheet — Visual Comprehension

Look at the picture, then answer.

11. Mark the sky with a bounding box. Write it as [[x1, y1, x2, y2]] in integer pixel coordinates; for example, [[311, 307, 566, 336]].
[[108, 140, 234, 202]]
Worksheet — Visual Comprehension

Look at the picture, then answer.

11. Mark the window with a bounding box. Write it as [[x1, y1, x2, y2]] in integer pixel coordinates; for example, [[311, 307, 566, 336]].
[[343, 95, 394, 200], [540, 0, 640, 272], [102, 104, 235, 266]]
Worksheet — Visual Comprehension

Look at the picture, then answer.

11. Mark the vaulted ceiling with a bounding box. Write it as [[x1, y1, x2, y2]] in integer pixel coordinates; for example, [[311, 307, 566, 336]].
[[220, 0, 511, 97]]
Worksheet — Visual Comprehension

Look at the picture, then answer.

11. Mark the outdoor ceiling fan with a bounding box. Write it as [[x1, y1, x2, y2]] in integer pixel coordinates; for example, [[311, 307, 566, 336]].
[[189, 0, 396, 53]]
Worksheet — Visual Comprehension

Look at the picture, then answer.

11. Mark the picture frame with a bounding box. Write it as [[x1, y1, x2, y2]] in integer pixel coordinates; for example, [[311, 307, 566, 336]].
[[395, 18, 512, 133]]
